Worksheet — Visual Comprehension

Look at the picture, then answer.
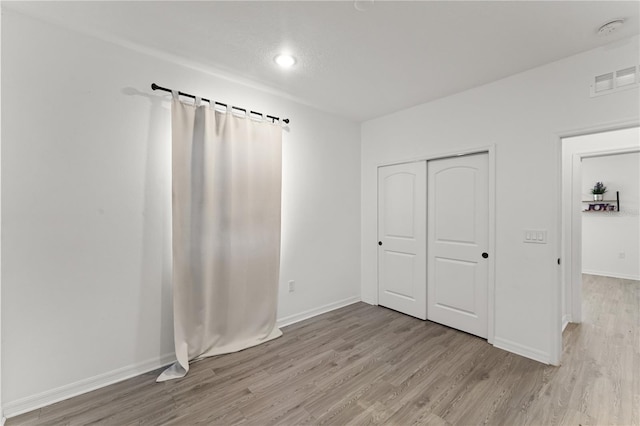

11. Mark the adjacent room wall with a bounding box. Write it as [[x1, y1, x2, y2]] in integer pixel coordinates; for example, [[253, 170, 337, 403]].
[[361, 36, 640, 364], [582, 152, 640, 280], [1, 9, 361, 413]]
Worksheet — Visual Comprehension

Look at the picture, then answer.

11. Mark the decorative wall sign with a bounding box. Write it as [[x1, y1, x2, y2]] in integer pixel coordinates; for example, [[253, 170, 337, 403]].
[[581, 190, 620, 213], [583, 203, 617, 212]]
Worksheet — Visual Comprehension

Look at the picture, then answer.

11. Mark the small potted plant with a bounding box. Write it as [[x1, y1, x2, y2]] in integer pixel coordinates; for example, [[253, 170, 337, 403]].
[[591, 181, 607, 201]]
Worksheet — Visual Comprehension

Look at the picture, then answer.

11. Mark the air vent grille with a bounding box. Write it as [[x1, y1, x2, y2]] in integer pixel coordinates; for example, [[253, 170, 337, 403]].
[[595, 72, 614, 92], [591, 65, 639, 97], [616, 67, 637, 87]]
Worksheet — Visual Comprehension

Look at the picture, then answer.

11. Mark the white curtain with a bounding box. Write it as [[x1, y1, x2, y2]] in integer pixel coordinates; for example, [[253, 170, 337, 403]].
[[158, 92, 283, 382]]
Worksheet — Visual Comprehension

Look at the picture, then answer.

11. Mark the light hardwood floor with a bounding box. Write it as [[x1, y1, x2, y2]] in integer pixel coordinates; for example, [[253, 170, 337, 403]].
[[8, 274, 639, 425]]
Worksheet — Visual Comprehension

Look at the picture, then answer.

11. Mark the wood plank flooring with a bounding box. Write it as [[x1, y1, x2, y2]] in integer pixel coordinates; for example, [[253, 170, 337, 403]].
[[8, 274, 639, 425]]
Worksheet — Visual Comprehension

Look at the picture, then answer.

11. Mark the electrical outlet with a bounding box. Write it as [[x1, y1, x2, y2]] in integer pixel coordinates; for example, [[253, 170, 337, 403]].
[[288, 280, 295, 293]]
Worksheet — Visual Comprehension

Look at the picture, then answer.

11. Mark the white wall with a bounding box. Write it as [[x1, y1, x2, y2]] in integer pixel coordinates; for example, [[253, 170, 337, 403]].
[[1, 9, 360, 414], [582, 152, 639, 280], [361, 36, 640, 364]]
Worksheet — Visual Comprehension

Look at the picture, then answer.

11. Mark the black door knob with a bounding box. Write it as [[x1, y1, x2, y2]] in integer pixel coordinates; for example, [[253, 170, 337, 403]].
[[482, 252, 488, 259], [378, 241, 383, 246]]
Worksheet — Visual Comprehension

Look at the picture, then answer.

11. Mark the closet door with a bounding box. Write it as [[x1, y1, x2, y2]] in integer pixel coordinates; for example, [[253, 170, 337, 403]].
[[378, 161, 427, 320], [427, 153, 489, 338]]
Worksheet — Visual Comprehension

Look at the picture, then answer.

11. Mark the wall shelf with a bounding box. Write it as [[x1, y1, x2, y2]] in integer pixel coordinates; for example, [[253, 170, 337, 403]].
[[582, 190, 620, 212]]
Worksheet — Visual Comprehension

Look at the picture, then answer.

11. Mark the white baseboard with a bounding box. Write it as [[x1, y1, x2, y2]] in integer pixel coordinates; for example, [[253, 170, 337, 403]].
[[5, 297, 366, 419], [359, 297, 376, 306], [562, 314, 572, 331], [3, 353, 176, 418], [493, 337, 550, 365], [582, 270, 640, 281], [5, 298, 362, 418], [277, 296, 360, 328]]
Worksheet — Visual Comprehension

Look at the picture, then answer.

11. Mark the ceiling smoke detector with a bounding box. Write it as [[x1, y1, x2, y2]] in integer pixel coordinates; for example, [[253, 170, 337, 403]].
[[597, 19, 624, 36], [354, 0, 374, 12]]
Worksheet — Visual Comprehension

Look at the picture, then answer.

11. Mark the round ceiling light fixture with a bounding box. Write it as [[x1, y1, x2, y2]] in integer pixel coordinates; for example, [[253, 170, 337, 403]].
[[597, 19, 624, 36], [274, 54, 296, 68]]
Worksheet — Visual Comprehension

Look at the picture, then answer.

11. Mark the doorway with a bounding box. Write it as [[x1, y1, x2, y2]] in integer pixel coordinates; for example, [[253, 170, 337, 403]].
[[560, 126, 640, 331]]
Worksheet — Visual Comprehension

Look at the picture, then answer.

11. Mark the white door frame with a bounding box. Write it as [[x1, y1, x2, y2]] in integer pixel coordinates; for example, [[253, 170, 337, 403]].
[[376, 145, 496, 344], [554, 119, 639, 366]]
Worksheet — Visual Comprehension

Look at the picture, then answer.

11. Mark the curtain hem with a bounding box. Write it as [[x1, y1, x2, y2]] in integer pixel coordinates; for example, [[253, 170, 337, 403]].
[[156, 326, 283, 382]]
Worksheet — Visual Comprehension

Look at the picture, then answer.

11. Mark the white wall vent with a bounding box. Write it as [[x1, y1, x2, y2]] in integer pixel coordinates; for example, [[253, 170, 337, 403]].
[[591, 65, 639, 97]]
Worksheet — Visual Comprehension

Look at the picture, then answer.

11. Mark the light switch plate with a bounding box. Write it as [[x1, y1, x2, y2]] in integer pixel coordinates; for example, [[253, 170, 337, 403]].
[[524, 229, 547, 244]]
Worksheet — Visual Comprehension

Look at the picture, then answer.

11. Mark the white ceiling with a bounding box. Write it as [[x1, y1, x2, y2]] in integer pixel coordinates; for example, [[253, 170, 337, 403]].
[[6, 1, 640, 121]]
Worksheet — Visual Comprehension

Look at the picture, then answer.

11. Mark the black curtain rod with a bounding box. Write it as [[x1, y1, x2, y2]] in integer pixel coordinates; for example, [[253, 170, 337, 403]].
[[151, 83, 290, 124]]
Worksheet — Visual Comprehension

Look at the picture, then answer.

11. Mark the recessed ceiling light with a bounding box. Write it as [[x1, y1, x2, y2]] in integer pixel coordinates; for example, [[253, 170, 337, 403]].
[[274, 54, 296, 68], [597, 19, 624, 36]]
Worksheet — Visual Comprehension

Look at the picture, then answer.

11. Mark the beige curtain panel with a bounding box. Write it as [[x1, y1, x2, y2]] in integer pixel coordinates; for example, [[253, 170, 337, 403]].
[[158, 93, 283, 382]]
